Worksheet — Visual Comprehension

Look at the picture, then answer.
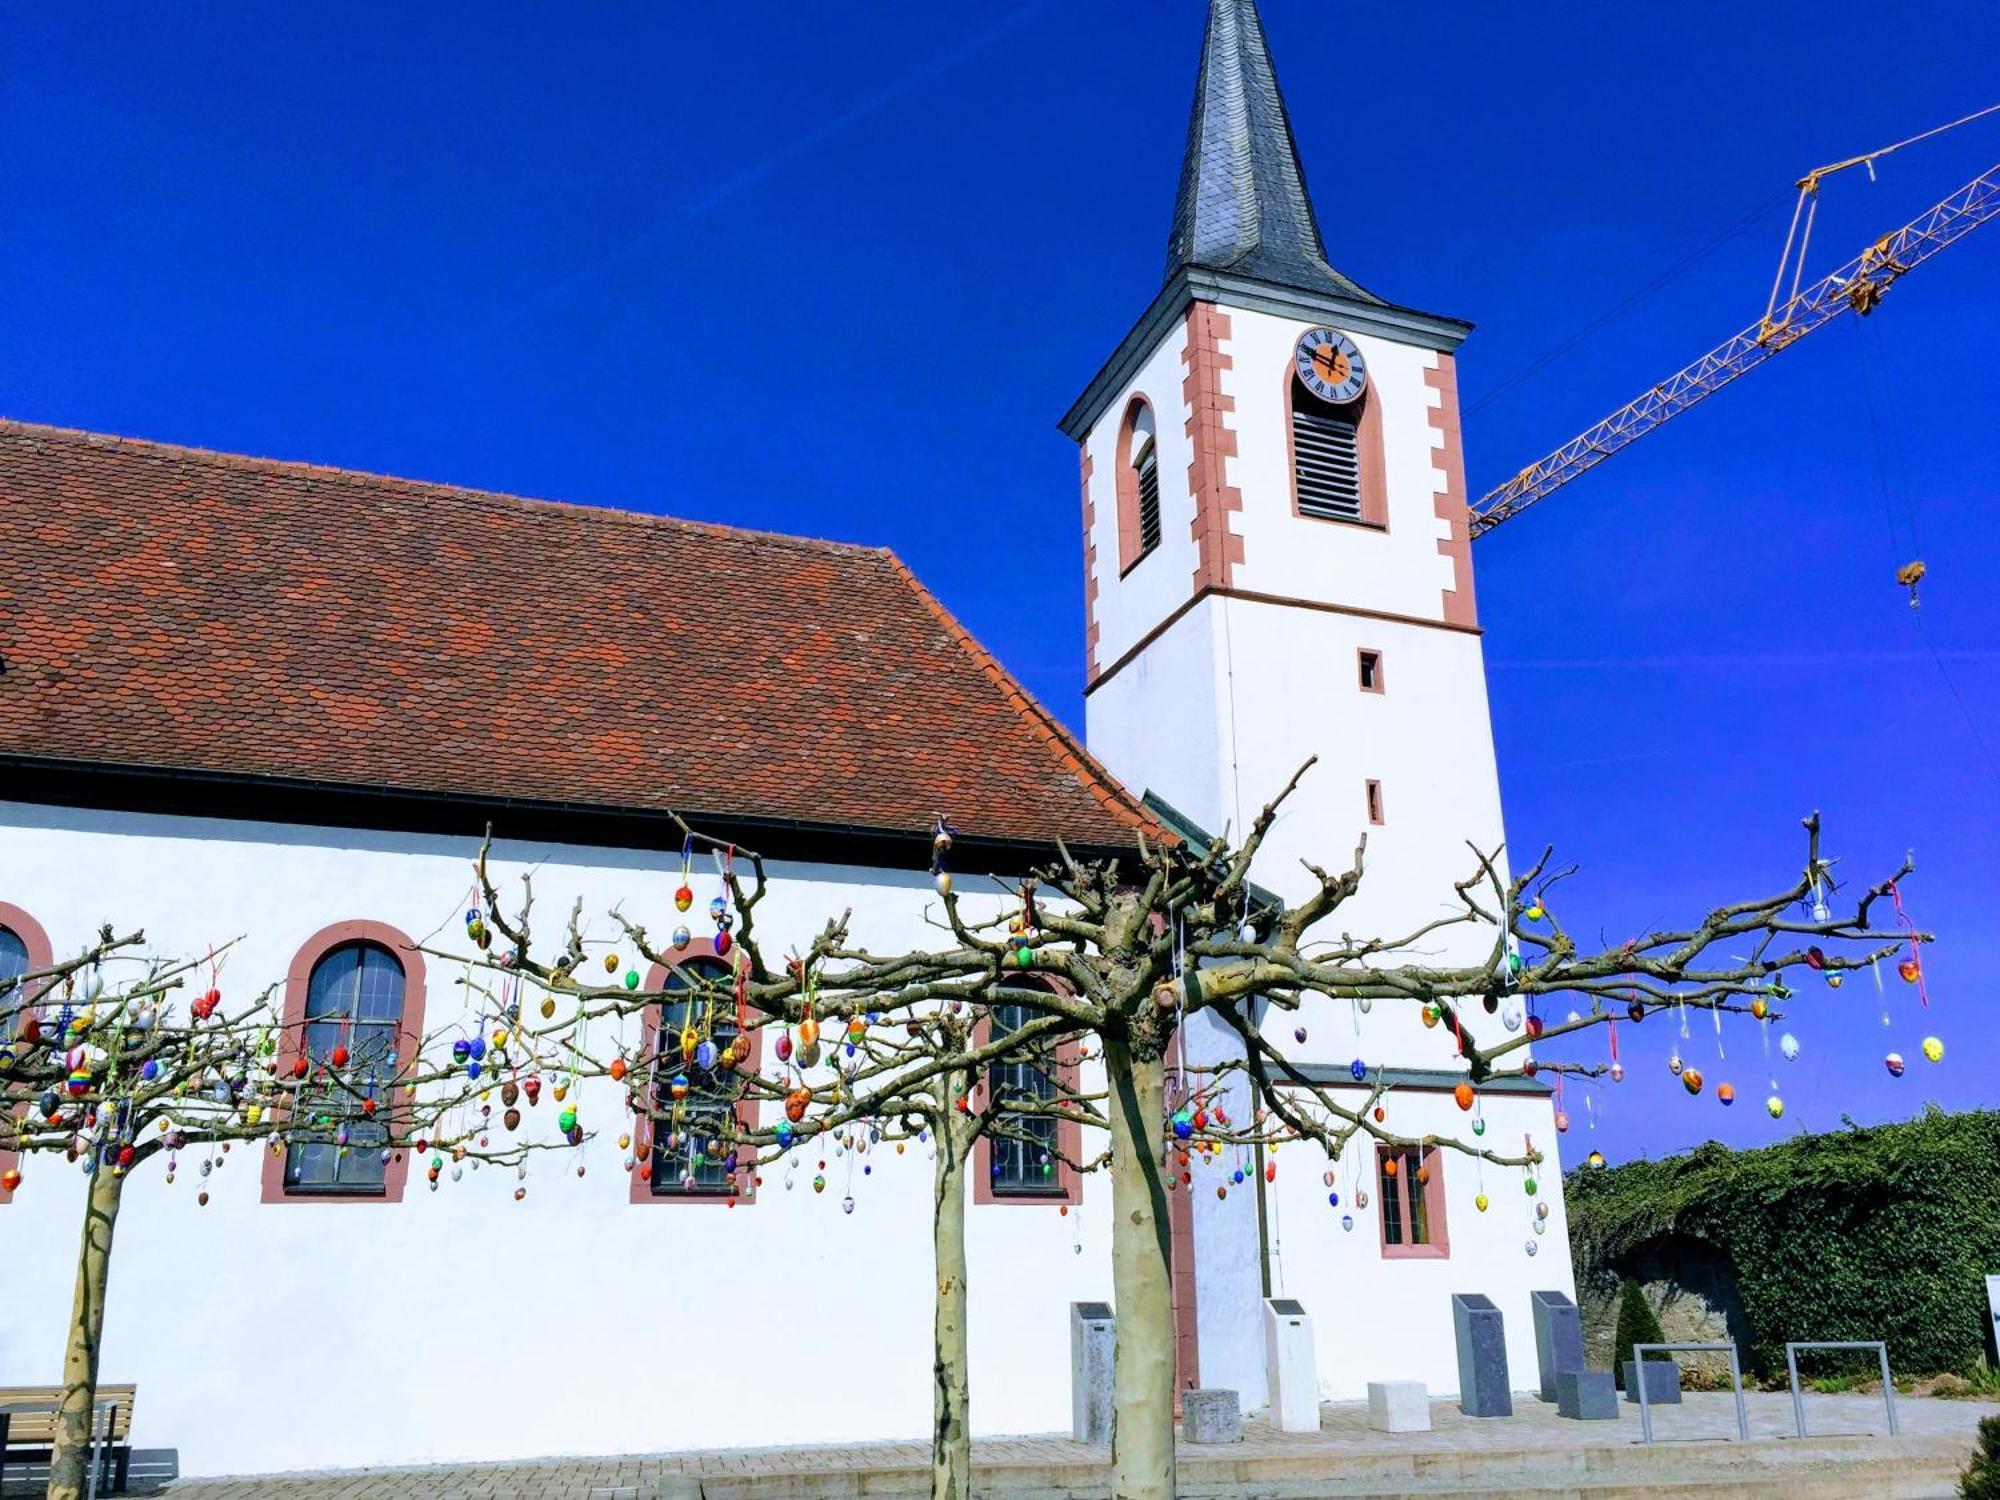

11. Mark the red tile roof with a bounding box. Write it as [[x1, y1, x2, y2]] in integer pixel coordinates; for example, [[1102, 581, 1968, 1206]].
[[0, 420, 1155, 853]]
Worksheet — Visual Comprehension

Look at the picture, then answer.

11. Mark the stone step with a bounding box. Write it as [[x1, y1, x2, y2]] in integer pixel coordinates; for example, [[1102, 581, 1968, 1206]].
[[687, 1437, 1973, 1500]]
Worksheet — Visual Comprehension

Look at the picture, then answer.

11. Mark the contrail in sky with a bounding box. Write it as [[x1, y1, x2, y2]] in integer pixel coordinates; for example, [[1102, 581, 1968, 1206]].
[[472, 2, 1056, 338]]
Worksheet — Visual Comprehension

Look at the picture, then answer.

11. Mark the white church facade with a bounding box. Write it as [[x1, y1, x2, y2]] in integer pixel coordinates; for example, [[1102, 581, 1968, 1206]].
[[0, 0, 1570, 1477]]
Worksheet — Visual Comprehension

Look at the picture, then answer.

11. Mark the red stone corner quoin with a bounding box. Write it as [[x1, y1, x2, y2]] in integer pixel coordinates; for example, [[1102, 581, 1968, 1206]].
[[261, 919, 428, 1204]]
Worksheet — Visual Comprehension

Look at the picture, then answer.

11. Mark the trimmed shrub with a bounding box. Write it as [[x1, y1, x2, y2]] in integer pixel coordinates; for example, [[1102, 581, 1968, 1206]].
[[1612, 1279, 1668, 1390]]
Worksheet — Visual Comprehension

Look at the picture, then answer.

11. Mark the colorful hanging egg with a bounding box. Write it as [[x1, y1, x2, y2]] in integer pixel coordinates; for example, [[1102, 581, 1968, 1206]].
[[1884, 1052, 1906, 1077], [1554, 1111, 1570, 1133], [1780, 1033, 1800, 1062], [558, 1106, 578, 1133], [1682, 1067, 1704, 1095], [1341, 1214, 1354, 1232], [1453, 1082, 1475, 1112], [1765, 1096, 1784, 1119], [1750, 997, 1769, 1020], [1922, 1036, 1944, 1064], [675, 884, 694, 913], [1716, 1083, 1736, 1106], [1349, 1058, 1367, 1082], [1899, 958, 1922, 984], [1475, 1192, 1489, 1212], [775, 1034, 793, 1063], [1294, 1027, 1308, 1044]]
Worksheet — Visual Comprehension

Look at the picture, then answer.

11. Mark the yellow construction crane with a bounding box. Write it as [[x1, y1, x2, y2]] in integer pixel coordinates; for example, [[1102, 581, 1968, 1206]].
[[1469, 106, 2000, 539]]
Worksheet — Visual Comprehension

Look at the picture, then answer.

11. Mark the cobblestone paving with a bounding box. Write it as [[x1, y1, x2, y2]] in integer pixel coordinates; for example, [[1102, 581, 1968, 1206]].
[[146, 1392, 1997, 1498]]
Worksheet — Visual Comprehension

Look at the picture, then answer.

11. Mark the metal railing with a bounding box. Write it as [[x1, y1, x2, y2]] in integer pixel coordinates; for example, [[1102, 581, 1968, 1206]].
[[1631, 1341, 1749, 1444], [1784, 1341, 1898, 1437]]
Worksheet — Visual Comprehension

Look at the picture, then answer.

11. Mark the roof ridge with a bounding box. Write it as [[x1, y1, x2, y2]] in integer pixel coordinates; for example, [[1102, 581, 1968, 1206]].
[[0, 415, 890, 565], [878, 553, 1163, 843]]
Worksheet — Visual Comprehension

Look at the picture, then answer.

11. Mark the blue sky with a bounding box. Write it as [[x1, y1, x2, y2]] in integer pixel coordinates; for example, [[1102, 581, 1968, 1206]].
[[5, 2, 1995, 1165]]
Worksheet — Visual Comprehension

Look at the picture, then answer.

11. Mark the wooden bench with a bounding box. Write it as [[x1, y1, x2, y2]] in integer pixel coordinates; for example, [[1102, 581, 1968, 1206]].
[[0, 1385, 135, 1495]]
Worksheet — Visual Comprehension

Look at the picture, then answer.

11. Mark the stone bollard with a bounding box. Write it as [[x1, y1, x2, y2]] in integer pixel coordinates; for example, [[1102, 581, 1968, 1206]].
[[1367, 1380, 1431, 1433], [1181, 1388, 1242, 1444]]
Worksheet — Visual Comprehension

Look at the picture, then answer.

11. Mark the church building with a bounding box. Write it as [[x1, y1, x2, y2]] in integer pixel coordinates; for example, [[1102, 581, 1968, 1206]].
[[0, 0, 1569, 1476]]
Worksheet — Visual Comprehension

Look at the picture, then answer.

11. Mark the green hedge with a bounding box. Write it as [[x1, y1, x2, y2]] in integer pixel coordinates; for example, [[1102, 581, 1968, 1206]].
[[1565, 1106, 2000, 1376]]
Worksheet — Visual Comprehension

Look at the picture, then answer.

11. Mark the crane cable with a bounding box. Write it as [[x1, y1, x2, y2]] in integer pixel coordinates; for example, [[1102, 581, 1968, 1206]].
[[1849, 315, 1997, 775]]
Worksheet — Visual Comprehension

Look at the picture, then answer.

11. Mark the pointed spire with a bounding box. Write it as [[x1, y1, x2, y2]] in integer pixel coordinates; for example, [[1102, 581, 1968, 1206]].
[[1165, 0, 1377, 301]]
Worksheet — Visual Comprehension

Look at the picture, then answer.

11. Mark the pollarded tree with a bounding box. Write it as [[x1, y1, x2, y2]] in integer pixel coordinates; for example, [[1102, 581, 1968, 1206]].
[[446, 772, 1925, 1500], [0, 927, 551, 1500], [455, 842, 1104, 1500]]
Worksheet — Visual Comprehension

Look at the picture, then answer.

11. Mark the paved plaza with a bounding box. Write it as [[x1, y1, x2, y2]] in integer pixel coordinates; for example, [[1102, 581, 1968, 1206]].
[[130, 1391, 1997, 1499]]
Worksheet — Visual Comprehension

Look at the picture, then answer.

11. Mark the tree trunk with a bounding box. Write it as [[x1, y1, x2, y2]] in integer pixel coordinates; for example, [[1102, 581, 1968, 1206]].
[[49, 1161, 125, 1500], [1105, 1032, 1176, 1500], [932, 1090, 974, 1500]]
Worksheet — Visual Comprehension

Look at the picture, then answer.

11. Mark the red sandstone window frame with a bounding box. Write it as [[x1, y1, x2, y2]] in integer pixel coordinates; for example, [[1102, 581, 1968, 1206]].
[[261, 920, 427, 1205], [972, 983, 1083, 1207], [1366, 779, 1385, 826], [0, 902, 54, 1206], [1284, 365, 1388, 530], [1115, 393, 1161, 576], [1357, 648, 1385, 694], [632, 937, 763, 1206], [1377, 1143, 1450, 1260]]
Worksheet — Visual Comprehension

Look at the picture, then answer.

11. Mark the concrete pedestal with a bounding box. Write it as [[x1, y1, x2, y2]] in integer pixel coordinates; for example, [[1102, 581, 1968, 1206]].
[[1624, 1359, 1683, 1405], [1263, 1298, 1320, 1433], [1556, 1369, 1618, 1420], [1367, 1380, 1431, 1433], [1452, 1293, 1513, 1417], [1532, 1289, 1585, 1403], [1181, 1388, 1242, 1444], [1069, 1302, 1115, 1443]]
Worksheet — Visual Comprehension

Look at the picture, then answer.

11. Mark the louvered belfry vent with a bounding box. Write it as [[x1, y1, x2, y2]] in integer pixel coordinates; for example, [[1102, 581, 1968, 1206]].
[[1136, 442, 1163, 554], [1292, 406, 1361, 520]]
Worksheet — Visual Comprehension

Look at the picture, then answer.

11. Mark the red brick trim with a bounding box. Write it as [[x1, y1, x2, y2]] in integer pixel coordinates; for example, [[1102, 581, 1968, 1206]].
[[262, 920, 427, 1204], [971, 991, 1082, 1207], [1114, 394, 1157, 577], [1284, 364, 1388, 531], [1084, 584, 1481, 697], [1079, 445, 1100, 681], [632, 938, 761, 1205], [0, 902, 54, 1204], [1377, 1142, 1450, 1260], [1168, 1138, 1201, 1400], [1183, 305, 1243, 591], [1358, 647, 1385, 694], [1424, 354, 1479, 628]]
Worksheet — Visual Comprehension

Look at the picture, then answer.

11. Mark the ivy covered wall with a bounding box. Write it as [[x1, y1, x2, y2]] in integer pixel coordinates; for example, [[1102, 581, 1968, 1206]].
[[1565, 1106, 2000, 1376]]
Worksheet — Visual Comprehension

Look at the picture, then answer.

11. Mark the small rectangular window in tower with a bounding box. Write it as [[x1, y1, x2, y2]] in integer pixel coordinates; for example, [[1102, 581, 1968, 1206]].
[[1365, 779, 1384, 826], [1136, 440, 1162, 556], [1357, 649, 1383, 693], [1377, 1143, 1448, 1258]]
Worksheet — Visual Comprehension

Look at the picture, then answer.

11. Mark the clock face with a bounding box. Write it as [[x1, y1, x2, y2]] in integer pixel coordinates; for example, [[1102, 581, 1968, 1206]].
[[1295, 328, 1367, 404]]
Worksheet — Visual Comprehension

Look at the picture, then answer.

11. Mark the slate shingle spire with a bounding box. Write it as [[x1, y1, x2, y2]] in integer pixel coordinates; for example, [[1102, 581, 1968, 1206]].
[[1165, 0, 1379, 302]]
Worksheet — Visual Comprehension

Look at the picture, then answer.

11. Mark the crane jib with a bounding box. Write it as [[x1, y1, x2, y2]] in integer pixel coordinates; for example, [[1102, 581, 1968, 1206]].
[[1468, 163, 2000, 540]]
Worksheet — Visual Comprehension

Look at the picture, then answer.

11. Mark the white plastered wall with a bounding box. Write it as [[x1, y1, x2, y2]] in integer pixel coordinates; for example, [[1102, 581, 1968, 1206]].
[[0, 803, 1113, 1476]]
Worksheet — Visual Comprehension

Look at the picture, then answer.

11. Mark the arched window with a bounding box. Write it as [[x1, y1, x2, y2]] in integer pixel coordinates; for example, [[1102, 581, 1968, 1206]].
[[282, 941, 407, 1196], [636, 944, 761, 1203], [1289, 371, 1385, 526], [0, 926, 28, 1034], [1116, 397, 1162, 572], [648, 958, 744, 1196], [975, 990, 1081, 1206], [0, 905, 52, 1204]]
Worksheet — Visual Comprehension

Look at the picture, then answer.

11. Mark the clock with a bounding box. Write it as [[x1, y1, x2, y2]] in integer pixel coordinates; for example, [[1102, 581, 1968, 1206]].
[[1294, 328, 1367, 404]]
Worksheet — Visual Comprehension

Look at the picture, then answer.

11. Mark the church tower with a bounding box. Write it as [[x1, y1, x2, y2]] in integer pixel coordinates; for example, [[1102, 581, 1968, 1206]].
[[1064, 0, 1498, 942], [1065, 0, 1565, 1409]]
